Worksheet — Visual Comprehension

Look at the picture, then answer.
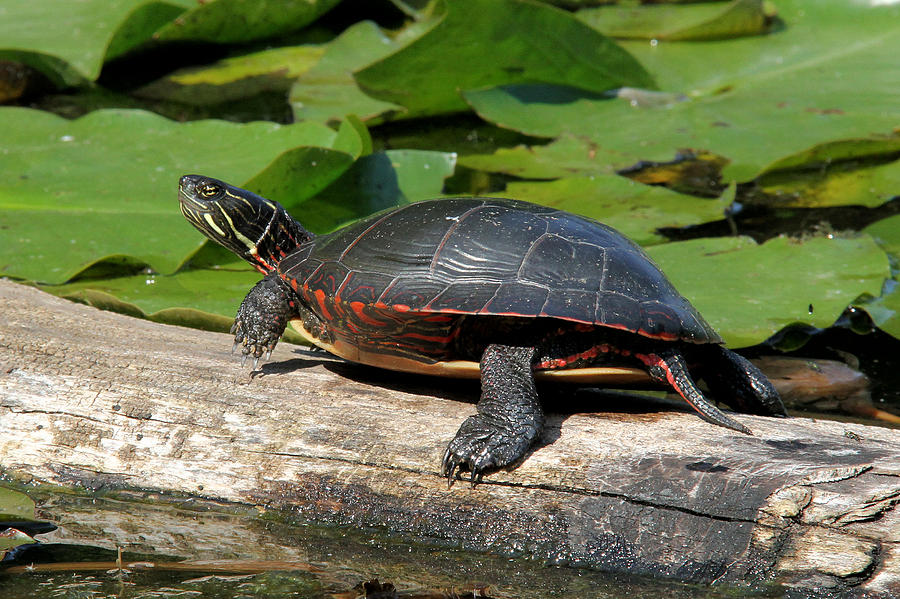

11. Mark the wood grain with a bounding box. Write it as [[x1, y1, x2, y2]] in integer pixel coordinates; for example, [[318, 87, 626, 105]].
[[1, 279, 898, 596]]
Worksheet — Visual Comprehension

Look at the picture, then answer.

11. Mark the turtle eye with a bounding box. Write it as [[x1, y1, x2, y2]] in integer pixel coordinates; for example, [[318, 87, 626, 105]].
[[198, 183, 220, 198]]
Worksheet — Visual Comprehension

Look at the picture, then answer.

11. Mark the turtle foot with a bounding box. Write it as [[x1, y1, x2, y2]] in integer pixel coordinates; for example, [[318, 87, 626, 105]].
[[231, 273, 293, 368], [441, 414, 536, 487]]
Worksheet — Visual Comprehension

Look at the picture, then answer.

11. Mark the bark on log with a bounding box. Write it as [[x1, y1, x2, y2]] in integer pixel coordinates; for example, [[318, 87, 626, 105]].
[[1, 279, 899, 597]]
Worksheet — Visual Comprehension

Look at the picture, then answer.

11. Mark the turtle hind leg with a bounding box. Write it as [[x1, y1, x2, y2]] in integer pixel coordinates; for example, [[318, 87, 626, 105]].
[[442, 344, 543, 487], [697, 346, 787, 417], [637, 347, 752, 435], [232, 272, 298, 368]]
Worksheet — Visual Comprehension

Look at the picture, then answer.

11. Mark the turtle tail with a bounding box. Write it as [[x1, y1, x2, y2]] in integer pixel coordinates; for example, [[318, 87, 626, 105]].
[[637, 348, 752, 435]]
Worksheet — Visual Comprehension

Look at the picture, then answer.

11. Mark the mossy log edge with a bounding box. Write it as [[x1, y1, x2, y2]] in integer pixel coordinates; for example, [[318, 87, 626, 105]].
[[1, 279, 899, 597]]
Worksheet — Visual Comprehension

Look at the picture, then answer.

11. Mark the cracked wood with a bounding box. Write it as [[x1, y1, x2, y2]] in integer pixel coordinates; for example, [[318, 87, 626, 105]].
[[0, 279, 899, 596]]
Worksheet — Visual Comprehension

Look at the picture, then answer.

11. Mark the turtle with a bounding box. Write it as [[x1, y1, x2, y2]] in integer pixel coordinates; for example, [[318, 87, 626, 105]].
[[178, 174, 786, 485]]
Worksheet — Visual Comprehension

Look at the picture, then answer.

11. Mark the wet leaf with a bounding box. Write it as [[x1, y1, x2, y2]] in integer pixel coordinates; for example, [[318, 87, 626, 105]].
[[758, 155, 900, 209], [647, 235, 890, 347], [289, 21, 415, 124], [0, 487, 36, 522], [858, 280, 900, 340], [0, 528, 36, 553], [578, 0, 772, 41], [153, 0, 341, 44], [466, 1, 900, 182], [865, 214, 900, 269], [504, 175, 731, 246], [0, 108, 358, 284], [0, 0, 188, 84], [288, 150, 458, 233], [857, 215, 900, 339], [135, 45, 325, 106], [354, 0, 653, 118], [459, 135, 615, 179], [46, 273, 309, 345]]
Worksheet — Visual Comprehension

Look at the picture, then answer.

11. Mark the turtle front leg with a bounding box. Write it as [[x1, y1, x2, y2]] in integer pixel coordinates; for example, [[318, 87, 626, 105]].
[[442, 344, 543, 487], [232, 273, 299, 368]]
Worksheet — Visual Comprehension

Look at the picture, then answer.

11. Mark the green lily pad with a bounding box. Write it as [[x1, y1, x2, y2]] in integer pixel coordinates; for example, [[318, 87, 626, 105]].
[[45, 271, 308, 344], [289, 21, 416, 124], [865, 214, 900, 269], [758, 154, 900, 209], [0, 487, 36, 522], [135, 45, 325, 106], [857, 280, 900, 340], [760, 136, 900, 175], [504, 175, 731, 246], [0, 0, 189, 84], [860, 215, 900, 338], [291, 149, 458, 233], [466, 1, 900, 182], [153, 0, 341, 44], [0, 108, 358, 284], [354, 0, 654, 118], [49, 268, 257, 324], [459, 135, 619, 179], [647, 235, 890, 347], [578, 0, 772, 41], [0, 528, 36, 555]]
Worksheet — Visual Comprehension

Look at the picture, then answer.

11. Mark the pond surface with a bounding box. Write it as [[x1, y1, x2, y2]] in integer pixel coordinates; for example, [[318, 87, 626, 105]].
[[1, 487, 786, 599]]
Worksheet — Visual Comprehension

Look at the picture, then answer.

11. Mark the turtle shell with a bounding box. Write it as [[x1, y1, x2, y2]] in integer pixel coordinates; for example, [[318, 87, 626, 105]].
[[278, 198, 721, 372]]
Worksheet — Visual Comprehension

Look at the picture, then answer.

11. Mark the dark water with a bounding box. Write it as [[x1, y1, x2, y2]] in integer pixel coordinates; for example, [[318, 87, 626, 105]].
[[0, 489, 786, 599]]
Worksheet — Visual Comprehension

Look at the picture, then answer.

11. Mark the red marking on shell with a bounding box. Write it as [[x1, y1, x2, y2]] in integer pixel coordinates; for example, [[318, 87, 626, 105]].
[[313, 289, 333, 321], [394, 304, 411, 312], [424, 315, 455, 323], [349, 301, 386, 327]]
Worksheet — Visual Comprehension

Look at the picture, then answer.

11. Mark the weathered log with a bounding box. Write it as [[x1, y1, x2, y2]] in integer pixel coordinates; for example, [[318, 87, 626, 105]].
[[1, 279, 899, 597]]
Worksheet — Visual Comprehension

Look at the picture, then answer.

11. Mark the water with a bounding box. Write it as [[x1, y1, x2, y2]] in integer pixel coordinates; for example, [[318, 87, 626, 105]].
[[1, 488, 784, 599]]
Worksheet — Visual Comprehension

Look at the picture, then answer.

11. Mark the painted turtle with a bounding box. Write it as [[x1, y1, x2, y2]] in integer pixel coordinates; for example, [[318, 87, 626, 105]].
[[179, 175, 786, 484]]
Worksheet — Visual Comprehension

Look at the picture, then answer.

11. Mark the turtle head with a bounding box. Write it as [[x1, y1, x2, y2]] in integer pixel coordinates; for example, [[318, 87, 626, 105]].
[[179, 174, 312, 273]]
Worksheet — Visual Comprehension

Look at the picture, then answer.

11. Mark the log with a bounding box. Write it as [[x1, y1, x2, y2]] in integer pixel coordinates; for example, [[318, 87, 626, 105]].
[[1, 279, 899, 597]]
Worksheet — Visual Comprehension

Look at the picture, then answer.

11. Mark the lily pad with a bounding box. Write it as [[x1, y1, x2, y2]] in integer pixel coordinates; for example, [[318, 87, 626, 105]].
[[153, 0, 341, 44], [0, 528, 36, 555], [289, 21, 408, 124], [0, 0, 189, 84], [135, 45, 325, 106], [288, 149, 458, 233], [459, 135, 618, 179], [354, 0, 653, 118], [758, 155, 900, 209], [0, 108, 359, 284], [865, 214, 900, 269], [0, 487, 36, 522], [647, 235, 890, 347], [504, 175, 731, 246], [857, 280, 900, 341], [466, 1, 900, 182], [577, 0, 772, 41], [49, 268, 258, 325]]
